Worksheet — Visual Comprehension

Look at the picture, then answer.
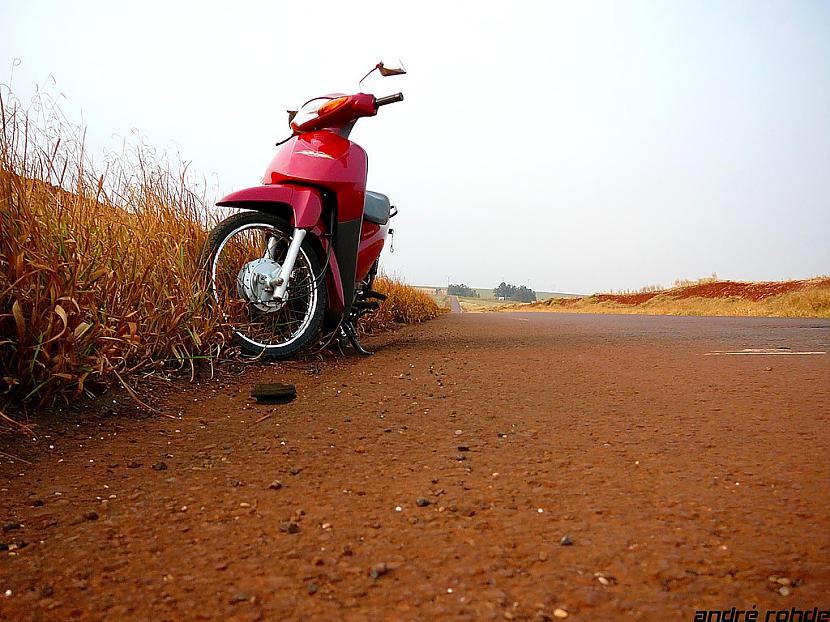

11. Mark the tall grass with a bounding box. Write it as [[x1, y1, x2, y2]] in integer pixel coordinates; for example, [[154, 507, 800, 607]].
[[0, 90, 224, 411], [0, 89, 441, 420]]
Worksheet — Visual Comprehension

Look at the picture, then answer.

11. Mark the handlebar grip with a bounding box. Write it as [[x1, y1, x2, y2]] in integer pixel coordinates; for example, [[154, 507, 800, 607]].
[[375, 93, 404, 107]]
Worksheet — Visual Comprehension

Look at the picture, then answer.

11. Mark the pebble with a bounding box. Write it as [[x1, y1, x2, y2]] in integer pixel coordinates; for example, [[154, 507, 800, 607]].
[[4, 589, 11, 597], [454, 430, 463, 436], [268, 480, 283, 490], [290, 468, 301, 475], [553, 608, 568, 619], [280, 522, 300, 534], [151, 462, 167, 471], [307, 583, 318, 595], [456, 455, 466, 461], [370, 562, 388, 578], [2, 523, 21, 533], [126, 461, 141, 469], [84, 511, 99, 521], [32, 499, 44, 507], [457, 445, 470, 452], [231, 592, 249, 603], [416, 498, 431, 507], [560, 535, 574, 546], [779, 586, 791, 596]]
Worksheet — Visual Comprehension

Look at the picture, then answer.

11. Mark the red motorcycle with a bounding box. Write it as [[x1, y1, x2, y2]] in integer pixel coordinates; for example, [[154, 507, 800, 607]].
[[202, 62, 406, 358]]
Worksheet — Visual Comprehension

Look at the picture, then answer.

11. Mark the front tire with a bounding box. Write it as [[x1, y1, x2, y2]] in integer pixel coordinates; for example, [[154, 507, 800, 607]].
[[203, 211, 326, 359]]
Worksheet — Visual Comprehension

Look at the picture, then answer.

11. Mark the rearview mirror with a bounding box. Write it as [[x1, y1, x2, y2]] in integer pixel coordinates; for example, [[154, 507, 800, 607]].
[[377, 61, 406, 77], [359, 60, 407, 91]]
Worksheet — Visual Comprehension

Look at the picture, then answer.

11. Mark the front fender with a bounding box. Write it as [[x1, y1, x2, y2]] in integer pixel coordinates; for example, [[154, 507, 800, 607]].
[[216, 183, 322, 229]]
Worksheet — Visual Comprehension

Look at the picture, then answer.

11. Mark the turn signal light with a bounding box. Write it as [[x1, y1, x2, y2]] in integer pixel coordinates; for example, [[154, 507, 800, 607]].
[[318, 96, 349, 116]]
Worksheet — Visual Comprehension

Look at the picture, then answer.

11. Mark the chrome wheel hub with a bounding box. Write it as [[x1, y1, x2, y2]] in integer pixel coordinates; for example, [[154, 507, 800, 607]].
[[237, 258, 283, 312]]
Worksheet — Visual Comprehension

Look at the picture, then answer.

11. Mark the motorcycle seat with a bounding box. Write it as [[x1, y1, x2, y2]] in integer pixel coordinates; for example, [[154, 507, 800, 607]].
[[363, 191, 391, 225]]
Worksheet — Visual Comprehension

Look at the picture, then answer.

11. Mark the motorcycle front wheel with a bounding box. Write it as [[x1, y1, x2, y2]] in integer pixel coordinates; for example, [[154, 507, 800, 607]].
[[203, 211, 326, 359]]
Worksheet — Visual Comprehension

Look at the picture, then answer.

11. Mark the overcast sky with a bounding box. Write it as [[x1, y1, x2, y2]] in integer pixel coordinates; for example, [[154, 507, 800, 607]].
[[3, 0, 829, 293]]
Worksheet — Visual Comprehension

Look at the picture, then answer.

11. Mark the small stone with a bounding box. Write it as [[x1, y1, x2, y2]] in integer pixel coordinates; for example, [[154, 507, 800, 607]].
[[32, 499, 44, 507], [151, 462, 167, 471], [108, 463, 119, 468], [4, 589, 11, 597], [2, 522, 21, 533], [290, 467, 301, 475], [553, 608, 568, 619], [560, 535, 573, 546], [456, 455, 466, 461], [597, 576, 610, 586], [538, 551, 548, 562], [84, 511, 99, 521], [779, 586, 790, 596], [370, 562, 388, 578], [457, 445, 470, 452], [41, 585, 53, 597], [126, 461, 141, 469], [454, 430, 463, 436], [416, 498, 431, 507], [307, 583, 318, 595], [776, 577, 791, 586], [268, 480, 283, 490], [231, 592, 249, 603], [280, 522, 300, 534]]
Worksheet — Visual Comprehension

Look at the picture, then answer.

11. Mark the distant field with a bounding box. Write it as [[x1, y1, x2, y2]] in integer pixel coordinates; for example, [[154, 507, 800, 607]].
[[506, 278, 830, 318], [418, 286, 580, 304]]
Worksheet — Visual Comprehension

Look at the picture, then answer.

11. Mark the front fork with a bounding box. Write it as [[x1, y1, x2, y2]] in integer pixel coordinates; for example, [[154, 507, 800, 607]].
[[267, 228, 307, 301]]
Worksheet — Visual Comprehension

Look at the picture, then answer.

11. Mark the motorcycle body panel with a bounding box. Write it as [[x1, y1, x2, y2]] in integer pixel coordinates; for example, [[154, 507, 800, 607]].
[[263, 132, 368, 223], [216, 183, 322, 228], [357, 219, 387, 282]]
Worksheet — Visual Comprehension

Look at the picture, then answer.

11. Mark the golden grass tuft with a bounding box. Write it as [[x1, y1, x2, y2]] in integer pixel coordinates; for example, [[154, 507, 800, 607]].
[[360, 276, 446, 333]]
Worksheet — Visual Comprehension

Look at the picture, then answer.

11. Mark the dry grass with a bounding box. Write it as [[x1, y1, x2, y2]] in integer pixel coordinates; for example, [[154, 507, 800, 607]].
[[0, 90, 225, 414], [0, 89, 440, 422], [360, 276, 446, 333], [515, 280, 830, 318]]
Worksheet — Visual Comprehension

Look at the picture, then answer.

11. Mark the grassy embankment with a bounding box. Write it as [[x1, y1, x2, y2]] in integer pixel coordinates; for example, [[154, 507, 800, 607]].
[[0, 91, 439, 424], [512, 278, 830, 317]]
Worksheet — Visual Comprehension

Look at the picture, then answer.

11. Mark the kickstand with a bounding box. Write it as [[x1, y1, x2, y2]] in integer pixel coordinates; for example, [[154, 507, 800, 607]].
[[342, 322, 372, 356]]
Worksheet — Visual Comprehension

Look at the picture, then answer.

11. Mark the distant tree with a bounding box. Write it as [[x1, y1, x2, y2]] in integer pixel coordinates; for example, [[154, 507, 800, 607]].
[[494, 282, 536, 302], [447, 283, 479, 298]]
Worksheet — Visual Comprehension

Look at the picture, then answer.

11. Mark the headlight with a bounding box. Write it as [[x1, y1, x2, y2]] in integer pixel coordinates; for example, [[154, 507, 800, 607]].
[[290, 96, 349, 132]]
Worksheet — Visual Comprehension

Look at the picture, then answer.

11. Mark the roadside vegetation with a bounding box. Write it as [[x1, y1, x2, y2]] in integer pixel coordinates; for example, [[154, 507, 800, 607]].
[[0, 90, 439, 423], [513, 277, 830, 318], [360, 276, 444, 332]]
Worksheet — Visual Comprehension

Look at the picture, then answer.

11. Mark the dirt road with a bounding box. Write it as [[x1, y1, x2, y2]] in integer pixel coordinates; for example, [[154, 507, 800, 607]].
[[1, 313, 828, 621]]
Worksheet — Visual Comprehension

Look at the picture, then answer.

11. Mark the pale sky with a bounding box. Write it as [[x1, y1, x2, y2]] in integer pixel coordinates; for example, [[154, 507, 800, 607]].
[[3, 0, 829, 293]]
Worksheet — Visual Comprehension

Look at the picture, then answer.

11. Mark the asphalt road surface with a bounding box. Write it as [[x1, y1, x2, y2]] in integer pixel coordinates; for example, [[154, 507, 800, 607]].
[[1, 313, 828, 621]]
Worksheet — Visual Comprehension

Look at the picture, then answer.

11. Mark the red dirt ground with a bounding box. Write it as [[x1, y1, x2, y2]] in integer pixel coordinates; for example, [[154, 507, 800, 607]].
[[1, 313, 829, 621], [560, 278, 830, 306]]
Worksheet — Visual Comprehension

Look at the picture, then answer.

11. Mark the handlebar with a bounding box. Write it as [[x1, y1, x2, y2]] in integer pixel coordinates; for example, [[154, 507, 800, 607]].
[[375, 93, 404, 107]]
